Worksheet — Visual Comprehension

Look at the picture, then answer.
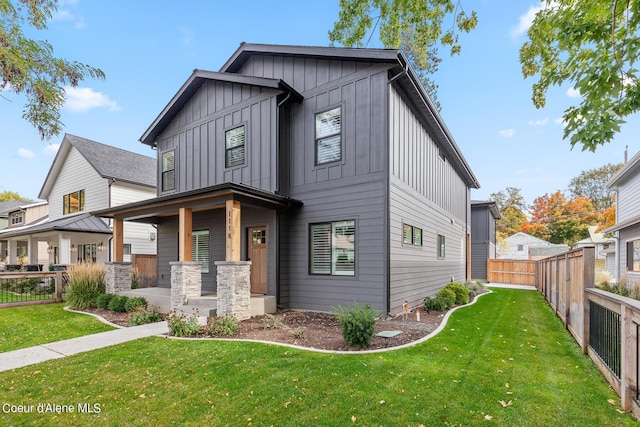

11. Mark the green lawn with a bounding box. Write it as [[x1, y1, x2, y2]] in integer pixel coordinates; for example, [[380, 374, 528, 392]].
[[0, 303, 115, 352], [0, 289, 634, 426]]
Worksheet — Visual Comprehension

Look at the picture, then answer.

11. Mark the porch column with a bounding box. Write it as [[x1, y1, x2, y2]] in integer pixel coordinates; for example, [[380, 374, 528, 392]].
[[217, 199, 251, 320], [105, 262, 132, 294], [113, 219, 124, 262], [179, 207, 193, 262]]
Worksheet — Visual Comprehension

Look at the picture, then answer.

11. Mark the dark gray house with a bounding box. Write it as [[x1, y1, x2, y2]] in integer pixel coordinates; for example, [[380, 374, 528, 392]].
[[470, 200, 500, 280], [97, 43, 480, 315]]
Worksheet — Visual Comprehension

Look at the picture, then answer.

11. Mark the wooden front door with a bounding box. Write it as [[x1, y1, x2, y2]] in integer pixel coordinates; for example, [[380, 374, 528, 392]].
[[248, 227, 267, 294]]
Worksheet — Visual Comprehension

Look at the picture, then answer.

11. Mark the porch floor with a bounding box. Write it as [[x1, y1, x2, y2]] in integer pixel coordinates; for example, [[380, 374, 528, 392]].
[[121, 287, 276, 317]]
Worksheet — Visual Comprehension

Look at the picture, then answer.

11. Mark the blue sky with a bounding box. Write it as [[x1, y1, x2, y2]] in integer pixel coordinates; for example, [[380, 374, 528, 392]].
[[1, 0, 637, 207]]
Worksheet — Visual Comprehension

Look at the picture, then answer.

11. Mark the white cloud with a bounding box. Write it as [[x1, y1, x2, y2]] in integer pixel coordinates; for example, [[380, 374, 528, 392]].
[[181, 28, 195, 46], [528, 118, 549, 127], [18, 148, 35, 159], [499, 129, 515, 138], [43, 144, 60, 156], [64, 86, 120, 112], [554, 117, 565, 126], [567, 87, 581, 98], [52, 6, 85, 30], [511, 4, 543, 38]]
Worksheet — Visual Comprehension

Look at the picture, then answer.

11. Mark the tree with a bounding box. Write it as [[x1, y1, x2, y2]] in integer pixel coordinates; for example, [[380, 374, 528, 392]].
[[521, 191, 602, 246], [567, 163, 622, 212], [329, 0, 478, 109], [0, 0, 105, 140], [0, 190, 30, 202], [521, 1, 640, 152], [490, 187, 527, 241]]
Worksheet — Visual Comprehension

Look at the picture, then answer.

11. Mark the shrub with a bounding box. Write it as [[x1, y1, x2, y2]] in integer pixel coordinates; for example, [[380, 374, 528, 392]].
[[125, 296, 147, 312], [96, 293, 115, 309], [131, 266, 140, 290], [129, 307, 163, 326], [333, 301, 379, 348], [207, 315, 238, 336], [290, 327, 306, 340], [66, 263, 106, 309], [167, 311, 201, 337], [423, 296, 449, 312], [262, 313, 284, 330], [444, 282, 470, 305], [464, 280, 486, 297], [436, 288, 456, 310], [108, 295, 129, 313]]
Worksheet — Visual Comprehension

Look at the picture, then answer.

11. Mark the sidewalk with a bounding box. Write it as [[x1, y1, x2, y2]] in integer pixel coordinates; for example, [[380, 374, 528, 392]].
[[0, 321, 168, 373]]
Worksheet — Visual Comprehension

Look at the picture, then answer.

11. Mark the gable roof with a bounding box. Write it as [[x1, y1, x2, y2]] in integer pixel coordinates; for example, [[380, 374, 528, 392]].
[[0, 200, 27, 217], [503, 232, 550, 245], [607, 148, 640, 188], [471, 200, 501, 220], [139, 70, 303, 147], [39, 134, 156, 199]]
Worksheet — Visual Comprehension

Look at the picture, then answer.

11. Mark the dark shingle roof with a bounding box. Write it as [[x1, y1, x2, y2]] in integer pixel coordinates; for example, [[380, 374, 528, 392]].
[[65, 134, 156, 188], [0, 213, 111, 238], [0, 200, 27, 217]]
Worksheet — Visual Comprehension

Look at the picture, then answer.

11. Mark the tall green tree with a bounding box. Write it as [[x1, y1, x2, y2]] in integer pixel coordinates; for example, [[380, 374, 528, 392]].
[[567, 163, 622, 212], [0, 0, 105, 140], [490, 187, 527, 241], [521, 1, 640, 152], [0, 190, 30, 202], [329, 0, 478, 109]]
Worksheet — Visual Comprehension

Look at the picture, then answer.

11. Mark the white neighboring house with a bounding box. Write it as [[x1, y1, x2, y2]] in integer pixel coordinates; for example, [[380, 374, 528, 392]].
[[0, 134, 156, 267], [602, 149, 640, 286], [497, 232, 569, 260]]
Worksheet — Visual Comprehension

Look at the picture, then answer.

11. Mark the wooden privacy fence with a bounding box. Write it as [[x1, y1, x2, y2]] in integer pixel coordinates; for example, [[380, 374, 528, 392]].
[[536, 247, 640, 419], [487, 259, 537, 285], [132, 254, 156, 288]]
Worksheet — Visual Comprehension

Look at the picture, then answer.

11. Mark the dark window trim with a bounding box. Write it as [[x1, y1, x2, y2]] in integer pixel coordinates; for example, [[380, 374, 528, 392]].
[[63, 189, 85, 215], [308, 218, 356, 277], [628, 240, 640, 272], [161, 149, 176, 193], [192, 229, 211, 274], [224, 122, 247, 169], [437, 234, 446, 259], [402, 222, 423, 247], [314, 104, 344, 167]]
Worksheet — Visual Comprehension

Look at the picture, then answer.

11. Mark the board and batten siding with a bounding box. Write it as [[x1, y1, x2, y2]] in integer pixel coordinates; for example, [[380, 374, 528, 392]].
[[155, 81, 281, 194], [279, 64, 391, 312], [388, 85, 468, 313], [48, 147, 109, 220]]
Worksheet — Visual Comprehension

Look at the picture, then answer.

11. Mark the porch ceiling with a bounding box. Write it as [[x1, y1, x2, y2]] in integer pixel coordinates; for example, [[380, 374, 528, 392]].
[[92, 182, 302, 224]]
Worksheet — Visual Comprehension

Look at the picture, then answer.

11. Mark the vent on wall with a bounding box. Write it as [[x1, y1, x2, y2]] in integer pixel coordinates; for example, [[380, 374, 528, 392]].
[[149, 232, 157, 241]]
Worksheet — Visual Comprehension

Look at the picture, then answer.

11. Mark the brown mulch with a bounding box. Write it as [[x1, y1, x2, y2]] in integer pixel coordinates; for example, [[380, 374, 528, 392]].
[[79, 306, 450, 351]]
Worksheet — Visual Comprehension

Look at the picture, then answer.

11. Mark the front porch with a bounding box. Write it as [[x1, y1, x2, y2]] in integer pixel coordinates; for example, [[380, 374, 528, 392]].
[[120, 287, 276, 317]]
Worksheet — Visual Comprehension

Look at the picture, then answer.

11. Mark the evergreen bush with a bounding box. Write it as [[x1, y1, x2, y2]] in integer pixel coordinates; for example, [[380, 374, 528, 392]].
[[332, 301, 378, 348]]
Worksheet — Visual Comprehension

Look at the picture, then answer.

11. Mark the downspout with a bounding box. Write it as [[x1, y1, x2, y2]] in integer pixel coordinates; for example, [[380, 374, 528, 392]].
[[274, 92, 291, 309], [107, 178, 116, 262], [614, 187, 620, 283]]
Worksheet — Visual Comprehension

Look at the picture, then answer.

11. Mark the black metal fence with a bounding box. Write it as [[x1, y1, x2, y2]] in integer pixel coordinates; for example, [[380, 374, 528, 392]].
[[589, 300, 621, 379], [0, 272, 68, 306]]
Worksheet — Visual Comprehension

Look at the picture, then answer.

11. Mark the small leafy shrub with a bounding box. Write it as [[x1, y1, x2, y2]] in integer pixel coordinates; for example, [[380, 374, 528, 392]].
[[333, 301, 379, 348], [423, 296, 449, 312], [262, 313, 284, 330], [207, 315, 238, 336], [129, 307, 163, 326], [107, 295, 129, 313], [167, 311, 201, 337], [436, 288, 456, 310], [444, 282, 470, 305], [125, 296, 148, 312], [96, 293, 115, 309], [465, 280, 486, 297], [66, 264, 106, 309], [290, 327, 306, 340]]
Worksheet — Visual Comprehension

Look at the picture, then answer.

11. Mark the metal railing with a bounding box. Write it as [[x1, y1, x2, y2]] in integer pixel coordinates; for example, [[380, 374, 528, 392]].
[[589, 300, 621, 379], [0, 272, 68, 306]]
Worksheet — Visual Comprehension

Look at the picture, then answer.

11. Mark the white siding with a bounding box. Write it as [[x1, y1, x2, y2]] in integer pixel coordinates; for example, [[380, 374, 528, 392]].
[[617, 175, 640, 221], [110, 182, 155, 206], [48, 147, 109, 220], [111, 182, 157, 257]]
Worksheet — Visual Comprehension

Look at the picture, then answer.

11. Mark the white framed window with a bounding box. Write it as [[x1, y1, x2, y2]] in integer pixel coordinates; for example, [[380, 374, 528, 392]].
[[10, 211, 23, 225], [310, 219, 355, 276], [315, 106, 342, 165], [438, 234, 446, 258], [192, 230, 210, 274], [162, 150, 175, 192], [225, 125, 246, 168], [123, 244, 132, 256], [627, 240, 640, 272]]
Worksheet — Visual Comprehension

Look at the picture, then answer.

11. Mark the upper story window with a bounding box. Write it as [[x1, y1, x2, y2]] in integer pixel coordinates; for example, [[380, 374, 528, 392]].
[[315, 106, 342, 165], [10, 211, 23, 225], [162, 150, 175, 192], [225, 125, 246, 168], [63, 190, 85, 215]]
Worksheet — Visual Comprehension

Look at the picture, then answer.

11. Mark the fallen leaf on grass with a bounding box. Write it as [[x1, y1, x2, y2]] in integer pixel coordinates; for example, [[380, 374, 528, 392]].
[[607, 399, 616, 406], [284, 401, 291, 408], [617, 409, 626, 414], [484, 415, 493, 420], [505, 383, 509, 388], [351, 415, 356, 422], [499, 400, 513, 408]]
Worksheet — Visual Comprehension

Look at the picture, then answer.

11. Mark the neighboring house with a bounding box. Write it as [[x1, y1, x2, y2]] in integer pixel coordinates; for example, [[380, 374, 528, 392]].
[[497, 232, 569, 260], [470, 200, 501, 280], [0, 200, 46, 264], [96, 43, 480, 315], [0, 200, 26, 230], [602, 149, 640, 286], [0, 134, 157, 267], [572, 225, 615, 260]]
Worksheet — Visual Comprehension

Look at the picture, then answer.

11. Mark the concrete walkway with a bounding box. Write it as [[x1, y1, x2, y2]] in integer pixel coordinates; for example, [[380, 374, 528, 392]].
[[0, 321, 168, 373]]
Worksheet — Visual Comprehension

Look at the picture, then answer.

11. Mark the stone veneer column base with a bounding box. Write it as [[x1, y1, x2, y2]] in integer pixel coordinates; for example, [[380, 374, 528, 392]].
[[170, 261, 202, 311], [105, 262, 132, 294], [215, 261, 252, 321]]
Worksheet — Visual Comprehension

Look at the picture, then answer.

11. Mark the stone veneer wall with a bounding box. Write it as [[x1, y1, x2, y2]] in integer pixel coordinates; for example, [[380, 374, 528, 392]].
[[105, 262, 132, 294], [170, 261, 202, 311], [215, 261, 251, 320]]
